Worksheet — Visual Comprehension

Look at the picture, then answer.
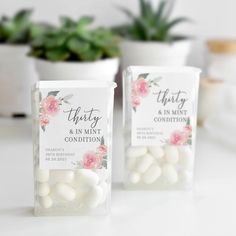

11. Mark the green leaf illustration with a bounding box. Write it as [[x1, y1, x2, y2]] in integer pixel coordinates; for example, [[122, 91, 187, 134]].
[[186, 117, 190, 125], [138, 73, 149, 79], [39, 91, 42, 101], [153, 77, 162, 83], [101, 136, 105, 145], [63, 94, 73, 101], [102, 160, 107, 168], [47, 91, 59, 97]]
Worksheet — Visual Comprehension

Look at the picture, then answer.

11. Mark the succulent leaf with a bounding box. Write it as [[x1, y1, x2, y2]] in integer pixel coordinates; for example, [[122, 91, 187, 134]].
[[67, 36, 90, 54], [46, 48, 70, 61], [29, 16, 120, 62], [0, 9, 53, 44], [112, 0, 191, 42]]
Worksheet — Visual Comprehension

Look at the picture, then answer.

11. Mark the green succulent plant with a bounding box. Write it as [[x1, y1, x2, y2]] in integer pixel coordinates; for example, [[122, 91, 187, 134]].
[[0, 9, 53, 44], [113, 0, 191, 42], [0, 9, 33, 44], [29, 16, 120, 62]]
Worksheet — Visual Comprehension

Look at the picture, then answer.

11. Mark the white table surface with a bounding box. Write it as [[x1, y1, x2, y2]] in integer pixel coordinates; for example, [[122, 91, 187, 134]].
[[0, 103, 236, 236]]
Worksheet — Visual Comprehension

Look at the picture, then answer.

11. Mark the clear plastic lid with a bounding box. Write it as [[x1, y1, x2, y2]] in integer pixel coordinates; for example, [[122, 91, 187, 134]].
[[34, 80, 117, 89]]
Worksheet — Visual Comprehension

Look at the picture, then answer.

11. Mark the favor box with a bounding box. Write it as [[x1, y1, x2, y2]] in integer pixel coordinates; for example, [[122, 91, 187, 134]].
[[32, 81, 116, 215], [123, 66, 201, 190]]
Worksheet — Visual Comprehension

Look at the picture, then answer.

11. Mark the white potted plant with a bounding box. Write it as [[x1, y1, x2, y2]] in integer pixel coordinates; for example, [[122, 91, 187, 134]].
[[29, 16, 120, 81], [0, 9, 39, 116], [113, 0, 192, 68]]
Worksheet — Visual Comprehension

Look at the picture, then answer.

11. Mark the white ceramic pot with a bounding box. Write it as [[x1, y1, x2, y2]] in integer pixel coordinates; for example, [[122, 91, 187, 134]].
[[0, 45, 38, 116], [120, 40, 191, 69], [34, 58, 119, 81]]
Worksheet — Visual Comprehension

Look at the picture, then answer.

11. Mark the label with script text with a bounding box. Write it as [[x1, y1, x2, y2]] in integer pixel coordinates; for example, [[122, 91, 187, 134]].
[[131, 72, 195, 146], [38, 88, 109, 169]]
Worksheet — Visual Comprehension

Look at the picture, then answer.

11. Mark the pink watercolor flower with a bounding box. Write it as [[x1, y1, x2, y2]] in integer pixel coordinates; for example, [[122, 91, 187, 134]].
[[39, 114, 50, 127], [97, 144, 107, 156], [82, 151, 101, 169], [132, 95, 141, 108], [170, 130, 188, 145], [184, 125, 192, 135], [133, 79, 150, 97], [41, 95, 60, 116]]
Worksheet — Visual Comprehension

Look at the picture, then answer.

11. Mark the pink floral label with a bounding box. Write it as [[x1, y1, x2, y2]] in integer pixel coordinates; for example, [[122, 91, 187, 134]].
[[167, 118, 192, 145], [131, 71, 196, 146], [39, 91, 73, 131], [38, 87, 109, 169], [131, 73, 161, 112]]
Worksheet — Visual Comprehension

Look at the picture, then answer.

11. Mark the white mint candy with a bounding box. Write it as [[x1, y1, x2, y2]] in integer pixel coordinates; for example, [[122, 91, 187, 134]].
[[69, 178, 88, 192], [50, 170, 74, 183], [162, 164, 178, 184], [148, 146, 164, 159], [178, 146, 193, 170], [38, 183, 50, 197], [128, 171, 141, 184], [76, 169, 99, 186], [53, 183, 76, 201], [75, 184, 90, 203], [135, 153, 154, 173], [142, 164, 162, 184], [36, 167, 49, 183], [164, 146, 179, 164], [126, 146, 147, 158], [75, 183, 90, 204], [85, 186, 103, 208], [126, 156, 138, 170], [99, 182, 108, 204], [179, 170, 193, 184], [39, 196, 53, 209]]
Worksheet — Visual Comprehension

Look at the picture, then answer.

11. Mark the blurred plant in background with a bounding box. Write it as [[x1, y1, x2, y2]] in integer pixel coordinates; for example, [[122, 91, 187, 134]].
[[113, 0, 191, 42], [0, 9, 53, 44], [29, 16, 120, 62]]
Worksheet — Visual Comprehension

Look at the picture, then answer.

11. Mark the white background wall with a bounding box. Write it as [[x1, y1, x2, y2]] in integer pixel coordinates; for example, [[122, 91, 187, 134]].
[[1, 0, 236, 69]]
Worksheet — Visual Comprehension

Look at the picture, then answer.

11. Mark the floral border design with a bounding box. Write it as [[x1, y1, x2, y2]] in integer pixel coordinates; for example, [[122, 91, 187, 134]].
[[166, 117, 192, 145], [72, 136, 108, 169], [39, 90, 73, 132], [132, 73, 161, 112]]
